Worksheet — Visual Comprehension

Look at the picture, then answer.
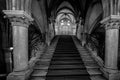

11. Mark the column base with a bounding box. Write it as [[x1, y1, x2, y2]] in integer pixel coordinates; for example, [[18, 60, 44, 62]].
[[7, 69, 33, 80], [100, 67, 120, 80]]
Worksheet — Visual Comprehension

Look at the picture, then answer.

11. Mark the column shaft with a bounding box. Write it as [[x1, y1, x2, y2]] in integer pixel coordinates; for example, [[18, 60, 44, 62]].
[[105, 28, 119, 69], [12, 24, 28, 71]]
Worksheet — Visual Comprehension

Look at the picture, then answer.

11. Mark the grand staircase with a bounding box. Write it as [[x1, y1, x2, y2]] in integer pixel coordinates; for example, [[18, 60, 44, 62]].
[[30, 35, 107, 80]]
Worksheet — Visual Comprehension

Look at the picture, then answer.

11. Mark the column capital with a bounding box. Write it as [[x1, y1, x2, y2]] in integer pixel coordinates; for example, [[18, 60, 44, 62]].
[[3, 10, 33, 27], [101, 15, 120, 30]]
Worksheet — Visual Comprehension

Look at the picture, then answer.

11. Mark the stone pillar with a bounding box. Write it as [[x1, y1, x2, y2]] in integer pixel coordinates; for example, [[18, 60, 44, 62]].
[[12, 18, 29, 71], [101, 15, 120, 80], [3, 10, 33, 80]]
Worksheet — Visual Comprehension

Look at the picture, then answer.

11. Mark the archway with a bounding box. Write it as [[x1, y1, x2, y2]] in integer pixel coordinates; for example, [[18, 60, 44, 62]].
[[55, 9, 76, 35]]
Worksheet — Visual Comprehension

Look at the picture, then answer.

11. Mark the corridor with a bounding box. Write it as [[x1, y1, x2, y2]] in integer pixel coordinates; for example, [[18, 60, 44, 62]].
[[30, 35, 106, 80]]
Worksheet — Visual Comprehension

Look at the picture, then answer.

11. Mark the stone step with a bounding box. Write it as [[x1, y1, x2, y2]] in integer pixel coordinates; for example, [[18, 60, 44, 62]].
[[81, 56, 92, 58], [73, 38, 107, 80], [31, 77, 46, 80], [41, 55, 53, 59], [85, 64, 100, 69], [32, 70, 47, 77], [54, 51, 78, 54], [39, 59, 51, 62], [50, 60, 84, 65], [34, 65, 49, 70], [90, 75, 107, 80], [87, 68, 102, 76], [79, 53, 90, 56], [30, 36, 58, 80], [46, 76, 91, 80], [49, 64, 86, 70], [52, 56, 82, 60], [47, 69, 89, 77], [82, 59, 95, 62], [53, 54, 80, 57]]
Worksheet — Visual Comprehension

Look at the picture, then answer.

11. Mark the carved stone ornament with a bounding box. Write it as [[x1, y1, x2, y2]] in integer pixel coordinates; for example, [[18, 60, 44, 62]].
[[10, 17, 30, 28], [104, 20, 120, 30], [101, 15, 120, 30], [3, 10, 33, 28]]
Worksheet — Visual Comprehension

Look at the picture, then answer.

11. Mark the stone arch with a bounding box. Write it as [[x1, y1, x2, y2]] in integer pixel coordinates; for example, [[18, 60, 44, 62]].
[[84, 1, 103, 33], [56, 1, 75, 14], [55, 8, 76, 35], [56, 9, 75, 22], [101, 0, 110, 18], [29, 0, 47, 33]]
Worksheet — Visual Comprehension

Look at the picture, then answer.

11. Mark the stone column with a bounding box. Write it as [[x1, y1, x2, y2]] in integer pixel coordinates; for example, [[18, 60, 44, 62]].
[[3, 10, 33, 80], [101, 15, 120, 80], [105, 21, 119, 70], [11, 17, 29, 71]]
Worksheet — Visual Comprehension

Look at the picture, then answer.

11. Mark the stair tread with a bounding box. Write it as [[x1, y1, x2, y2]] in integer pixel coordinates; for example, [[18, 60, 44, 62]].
[[53, 55, 80, 57], [31, 77, 45, 80], [47, 69, 89, 76], [52, 57, 81, 60], [86, 64, 100, 69], [51, 60, 84, 65], [51, 59, 82, 61], [36, 61, 50, 65], [46, 76, 91, 80], [34, 65, 49, 70], [49, 64, 86, 70], [54, 53, 80, 56], [90, 75, 107, 80], [32, 70, 47, 77], [87, 68, 102, 75], [54, 51, 78, 54], [54, 51, 78, 53]]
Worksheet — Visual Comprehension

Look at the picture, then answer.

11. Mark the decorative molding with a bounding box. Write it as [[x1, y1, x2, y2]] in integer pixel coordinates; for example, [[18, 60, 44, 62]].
[[3, 10, 33, 21], [3, 10, 34, 28], [101, 15, 120, 24], [10, 17, 31, 28], [101, 15, 120, 30], [104, 20, 120, 30]]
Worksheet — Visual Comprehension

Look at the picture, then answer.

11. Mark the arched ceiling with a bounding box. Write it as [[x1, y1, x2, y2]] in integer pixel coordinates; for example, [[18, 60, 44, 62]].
[[46, 0, 92, 19], [56, 9, 75, 24], [30, 0, 102, 33], [56, 1, 75, 14]]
